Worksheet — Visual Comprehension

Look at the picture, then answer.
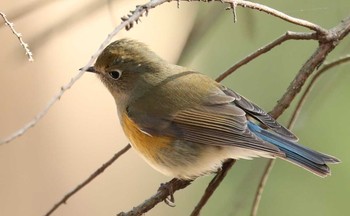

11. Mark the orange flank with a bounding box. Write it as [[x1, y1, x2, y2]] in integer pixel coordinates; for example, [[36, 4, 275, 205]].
[[122, 114, 172, 163]]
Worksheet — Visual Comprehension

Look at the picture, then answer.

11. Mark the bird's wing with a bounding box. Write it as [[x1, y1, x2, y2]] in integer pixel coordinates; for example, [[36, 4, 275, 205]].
[[222, 87, 298, 141], [170, 105, 282, 155], [126, 80, 282, 155]]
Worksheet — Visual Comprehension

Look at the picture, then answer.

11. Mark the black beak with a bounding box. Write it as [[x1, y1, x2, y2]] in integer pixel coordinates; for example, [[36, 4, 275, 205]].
[[79, 66, 97, 73]]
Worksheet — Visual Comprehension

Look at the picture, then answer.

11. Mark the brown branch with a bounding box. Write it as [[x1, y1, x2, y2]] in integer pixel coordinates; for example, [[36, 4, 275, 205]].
[[44, 144, 131, 216], [288, 55, 350, 127], [269, 16, 350, 119], [216, 31, 317, 82], [190, 159, 236, 216], [0, 11, 33, 61], [222, 0, 328, 35], [191, 0, 327, 34]]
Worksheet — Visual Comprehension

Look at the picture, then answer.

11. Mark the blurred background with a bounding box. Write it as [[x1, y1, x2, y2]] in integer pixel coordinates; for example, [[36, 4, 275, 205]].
[[1, 0, 349, 215]]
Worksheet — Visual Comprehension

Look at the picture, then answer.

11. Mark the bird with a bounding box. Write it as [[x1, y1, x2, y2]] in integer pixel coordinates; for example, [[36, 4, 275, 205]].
[[82, 38, 340, 180]]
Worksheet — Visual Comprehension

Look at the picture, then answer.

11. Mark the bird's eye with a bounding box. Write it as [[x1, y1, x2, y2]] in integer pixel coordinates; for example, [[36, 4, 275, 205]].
[[108, 70, 122, 80]]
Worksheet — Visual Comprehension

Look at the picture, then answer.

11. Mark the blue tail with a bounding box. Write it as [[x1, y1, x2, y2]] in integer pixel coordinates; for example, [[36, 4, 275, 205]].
[[247, 122, 340, 177]]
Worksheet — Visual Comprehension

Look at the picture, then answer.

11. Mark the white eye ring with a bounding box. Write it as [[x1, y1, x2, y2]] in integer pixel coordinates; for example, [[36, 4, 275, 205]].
[[108, 69, 122, 80]]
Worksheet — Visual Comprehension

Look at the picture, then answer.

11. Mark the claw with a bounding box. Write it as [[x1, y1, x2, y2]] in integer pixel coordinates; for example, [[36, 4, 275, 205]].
[[159, 183, 176, 207]]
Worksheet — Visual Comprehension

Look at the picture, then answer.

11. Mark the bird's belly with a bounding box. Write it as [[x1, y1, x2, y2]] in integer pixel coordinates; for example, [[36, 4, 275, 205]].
[[122, 114, 232, 179], [121, 114, 273, 179]]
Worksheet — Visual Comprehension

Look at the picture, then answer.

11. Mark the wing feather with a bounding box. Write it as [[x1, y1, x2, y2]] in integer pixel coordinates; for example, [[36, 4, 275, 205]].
[[223, 88, 298, 141], [172, 107, 283, 155]]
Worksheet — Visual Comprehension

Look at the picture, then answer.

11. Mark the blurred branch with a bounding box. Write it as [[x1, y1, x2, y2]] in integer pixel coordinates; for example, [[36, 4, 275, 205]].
[[177, 5, 224, 65], [0, 11, 33, 61], [250, 159, 275, 216], [0, 0, 54, 28], [29, 0, 116, 49], [44, 144, 131, 216]]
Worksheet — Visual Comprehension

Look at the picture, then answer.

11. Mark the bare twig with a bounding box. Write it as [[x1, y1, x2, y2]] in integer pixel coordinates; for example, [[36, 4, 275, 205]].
[[288, 55, 350, 127], [190, 159, 236, 216], [0, 11, 33, 61], [216, 31, 317, 82], [222, 0, 328, 35], [44, 144, 131, 216], [190, 0, 327, 34]]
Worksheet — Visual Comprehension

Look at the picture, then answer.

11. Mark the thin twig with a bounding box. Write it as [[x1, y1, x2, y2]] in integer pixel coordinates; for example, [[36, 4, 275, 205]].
[[190, 0, 327, 34], [288, 55, 350, 127], [0, 0, 170, 146], [190, 159, 236, 216], [222, 0, 328, 34], [216, 31, 316, 82], [44, 144, 131, 216], [249, 55, 350, 216], [0, 11, 33, 61]]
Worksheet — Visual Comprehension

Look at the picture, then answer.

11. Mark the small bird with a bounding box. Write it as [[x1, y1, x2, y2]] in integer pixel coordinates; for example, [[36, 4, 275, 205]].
[[83, 38, 339, 179]]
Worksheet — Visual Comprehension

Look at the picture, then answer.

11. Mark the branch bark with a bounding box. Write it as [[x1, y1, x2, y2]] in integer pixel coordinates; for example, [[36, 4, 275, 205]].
[[0, 11, 33, 61], [269, 16, 350, 119]]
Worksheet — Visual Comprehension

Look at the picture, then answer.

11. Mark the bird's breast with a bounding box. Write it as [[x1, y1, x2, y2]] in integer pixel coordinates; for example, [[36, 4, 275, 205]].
[[121, 113, 173, 165]]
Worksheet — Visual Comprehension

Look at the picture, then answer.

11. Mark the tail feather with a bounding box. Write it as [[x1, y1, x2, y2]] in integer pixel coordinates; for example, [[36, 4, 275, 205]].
[[247, 122, 340, 177]]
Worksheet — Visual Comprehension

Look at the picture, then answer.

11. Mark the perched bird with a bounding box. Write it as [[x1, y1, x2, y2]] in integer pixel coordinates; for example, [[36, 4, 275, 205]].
[[83, 38, 339, 179]]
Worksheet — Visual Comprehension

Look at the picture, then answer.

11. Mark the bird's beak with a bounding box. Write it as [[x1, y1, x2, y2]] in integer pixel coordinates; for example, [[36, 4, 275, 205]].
[[79, 66, 98, 73]]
